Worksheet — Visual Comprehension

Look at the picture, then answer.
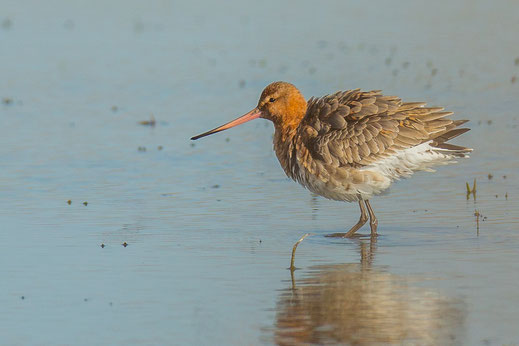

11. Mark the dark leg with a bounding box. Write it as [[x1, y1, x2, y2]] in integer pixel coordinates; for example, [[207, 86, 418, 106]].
[[342, 201, 368, 237], [365, 200, 378, 236], [325, 201, 368, 238]]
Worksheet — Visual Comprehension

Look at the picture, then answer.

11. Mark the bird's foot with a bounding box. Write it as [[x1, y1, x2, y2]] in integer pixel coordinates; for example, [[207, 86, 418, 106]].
[[369, 221, 378, 237], [325, 232, 363, 238]]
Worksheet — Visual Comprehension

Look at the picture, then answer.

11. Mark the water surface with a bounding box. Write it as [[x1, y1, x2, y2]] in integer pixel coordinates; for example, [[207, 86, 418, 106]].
[[1, 0, 519, 344]]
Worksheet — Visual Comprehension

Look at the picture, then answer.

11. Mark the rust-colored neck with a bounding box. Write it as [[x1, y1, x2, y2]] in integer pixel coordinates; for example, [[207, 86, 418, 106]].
[[272, 91, 307, 133], [272, 123, 299, 179], [273, 121, 298, 144], [256, 81, 307, 178]]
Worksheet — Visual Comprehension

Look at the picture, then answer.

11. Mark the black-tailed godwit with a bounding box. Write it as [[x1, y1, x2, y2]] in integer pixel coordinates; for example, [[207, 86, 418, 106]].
[[192, 82, 471, 237]]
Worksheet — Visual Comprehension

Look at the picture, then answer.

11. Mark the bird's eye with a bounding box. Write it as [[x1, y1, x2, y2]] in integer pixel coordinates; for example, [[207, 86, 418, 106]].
[[269, 98, 276, 103]]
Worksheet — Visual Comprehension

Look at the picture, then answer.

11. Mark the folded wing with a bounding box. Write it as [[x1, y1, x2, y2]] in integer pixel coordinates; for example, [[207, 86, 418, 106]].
[[299, 90, 471, 168]]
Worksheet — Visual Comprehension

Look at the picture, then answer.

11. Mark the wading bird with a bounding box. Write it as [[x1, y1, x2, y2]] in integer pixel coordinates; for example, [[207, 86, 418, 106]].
[[191, 82, 471, 237]]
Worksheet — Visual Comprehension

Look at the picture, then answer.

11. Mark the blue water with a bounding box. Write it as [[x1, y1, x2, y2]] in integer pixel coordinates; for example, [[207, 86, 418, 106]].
[[1, 0, 519, 344]]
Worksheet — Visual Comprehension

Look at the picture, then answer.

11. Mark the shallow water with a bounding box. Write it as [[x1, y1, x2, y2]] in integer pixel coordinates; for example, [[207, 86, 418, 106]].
[[1, 0, 519, 345]]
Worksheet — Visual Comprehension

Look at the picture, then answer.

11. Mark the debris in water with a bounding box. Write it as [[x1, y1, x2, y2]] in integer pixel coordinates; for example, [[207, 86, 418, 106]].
[[122, 242, 128, 247], [21, 296, 25, 300], [158, 145, 163, 151], [474, 209, 480, 235], [67, 200, 72, 205], [488, 173, 493, 180], [515, 57, 519, 66], [83, 201, 88, 206], [258, 59, 267, 68], [278, 64, 289, 73], [138, 146, 146, 152], [212, 184, 220, 189], [2, 97, 13, 105], [317, 40, 328, 49], [466, 179, 476, 200], [133, 19, 144, 33], [505, 192, 508, 200], [1, 18, 12, 30], [290, 233, 311, 271], [139, 114, 156, 126], [239, 80, 246, 88], [63, 19, 74, 30], [512, 76, 517, 84], [101, 244, 105, 248], [111, 105, 118, 112]]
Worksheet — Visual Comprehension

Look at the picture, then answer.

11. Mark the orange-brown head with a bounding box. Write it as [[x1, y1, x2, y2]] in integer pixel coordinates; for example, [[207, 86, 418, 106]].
[[257, 81, 307, 130], [191, 81, 307, 140]]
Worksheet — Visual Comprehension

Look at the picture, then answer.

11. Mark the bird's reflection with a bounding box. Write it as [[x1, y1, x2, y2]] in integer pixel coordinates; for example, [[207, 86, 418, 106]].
[[276, 237, 465, 345], [310, 194, 320, 220]]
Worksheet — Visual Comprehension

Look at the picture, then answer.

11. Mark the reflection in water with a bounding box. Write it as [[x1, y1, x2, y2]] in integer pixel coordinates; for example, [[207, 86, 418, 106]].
[[275, 238, 465, 345], [310, 194, 320, 221]]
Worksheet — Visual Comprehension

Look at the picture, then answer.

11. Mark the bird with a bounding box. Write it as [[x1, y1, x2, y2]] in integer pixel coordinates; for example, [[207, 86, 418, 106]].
[[191, 81, 472, 237]]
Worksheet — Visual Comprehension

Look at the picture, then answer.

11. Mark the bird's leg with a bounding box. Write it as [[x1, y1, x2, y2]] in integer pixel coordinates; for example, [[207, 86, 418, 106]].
[[365, 200, 378, 236], [325, 201, 368, 238], [341, 201, 368, 237]]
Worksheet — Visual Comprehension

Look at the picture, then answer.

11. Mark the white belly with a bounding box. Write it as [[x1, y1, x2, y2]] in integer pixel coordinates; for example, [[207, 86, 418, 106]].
[[294, 142, 467, 202]]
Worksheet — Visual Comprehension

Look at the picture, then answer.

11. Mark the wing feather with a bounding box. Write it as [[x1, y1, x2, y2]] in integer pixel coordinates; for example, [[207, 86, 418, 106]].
[[299, 89, 471, 168]]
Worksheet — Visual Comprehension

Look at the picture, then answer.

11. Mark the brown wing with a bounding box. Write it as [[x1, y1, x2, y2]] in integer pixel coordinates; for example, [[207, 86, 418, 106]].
[[299, 90, 471, 167]]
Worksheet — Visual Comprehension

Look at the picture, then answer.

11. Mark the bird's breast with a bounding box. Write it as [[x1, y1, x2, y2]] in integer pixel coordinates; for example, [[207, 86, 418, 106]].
[[272, 129, 391, 202]]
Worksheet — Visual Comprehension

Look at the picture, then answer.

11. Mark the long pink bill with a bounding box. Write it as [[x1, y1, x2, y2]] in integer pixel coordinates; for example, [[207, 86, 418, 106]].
[[190, 108, 262, 140]]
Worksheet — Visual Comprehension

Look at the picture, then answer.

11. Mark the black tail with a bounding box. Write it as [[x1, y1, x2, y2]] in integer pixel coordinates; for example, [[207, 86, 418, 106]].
[[431, 124, 472, 158]]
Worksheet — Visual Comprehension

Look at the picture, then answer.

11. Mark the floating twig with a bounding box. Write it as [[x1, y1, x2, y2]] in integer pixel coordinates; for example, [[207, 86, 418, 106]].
[[289, 233, 311, 271], [138, 114, 156, 126]]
